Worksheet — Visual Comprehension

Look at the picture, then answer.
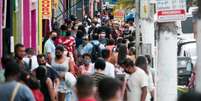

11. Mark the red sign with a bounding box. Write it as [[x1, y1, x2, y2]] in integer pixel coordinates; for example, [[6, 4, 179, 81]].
[[158, 9, 185, 16]]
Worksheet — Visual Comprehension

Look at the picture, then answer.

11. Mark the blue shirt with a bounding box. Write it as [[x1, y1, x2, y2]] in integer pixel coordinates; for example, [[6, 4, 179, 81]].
[[0, 81, 35, 101], [81, 40, 105, 55]]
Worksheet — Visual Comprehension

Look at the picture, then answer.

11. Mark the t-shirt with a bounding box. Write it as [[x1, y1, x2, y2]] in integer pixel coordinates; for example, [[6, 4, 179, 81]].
[[127, 68, 149, 101], [0, 81, 35, 101], [91, 72, 107, 86], [44, 39, 55, 57], [104, 61, 115, 78]]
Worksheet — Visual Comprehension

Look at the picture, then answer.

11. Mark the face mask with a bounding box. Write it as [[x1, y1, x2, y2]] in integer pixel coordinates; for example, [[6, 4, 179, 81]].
[[84, 59, 91, 65], [51, 36, 57, 41], [56, 54, 62, 58]]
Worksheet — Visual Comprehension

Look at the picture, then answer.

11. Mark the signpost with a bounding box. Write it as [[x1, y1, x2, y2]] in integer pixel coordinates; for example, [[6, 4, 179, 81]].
[[156, 0, 187, 22]]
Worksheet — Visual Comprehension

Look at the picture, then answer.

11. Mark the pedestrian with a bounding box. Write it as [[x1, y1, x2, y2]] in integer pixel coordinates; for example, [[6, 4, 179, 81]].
[[122, 58, 148, 101], [44, 31, 58, 63], [14, 44, 29, 71], [127, 47, 136, 63], [36, 66, 57, 101], [81, 33, 105, 62], [20, 73, 44, 101], [60, 24, 68, 36], [0, 54, 14, 83], [0, 61, 35, 101], [75, 75, 96, 101], [98, 77, 123, 101], [135, 56, 155, 101], [91, 58, 107, 86], [23, 48, 39, 71], [35, 54, 59, 88], [51, 45, 74, 101], [101, 49, 115, 78], [79, 53, 94, 75]]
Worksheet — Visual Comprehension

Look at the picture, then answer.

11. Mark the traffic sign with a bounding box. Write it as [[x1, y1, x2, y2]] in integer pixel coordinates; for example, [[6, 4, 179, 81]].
[[156, 0, 187, 22]]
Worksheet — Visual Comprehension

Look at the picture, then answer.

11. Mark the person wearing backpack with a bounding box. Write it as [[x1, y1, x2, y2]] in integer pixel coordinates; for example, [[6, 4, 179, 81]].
[[81, 33, 105, 62]]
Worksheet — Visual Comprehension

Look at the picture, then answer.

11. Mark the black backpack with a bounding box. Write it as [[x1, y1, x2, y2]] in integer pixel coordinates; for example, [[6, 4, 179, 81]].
[[91, 42, 101, 63]]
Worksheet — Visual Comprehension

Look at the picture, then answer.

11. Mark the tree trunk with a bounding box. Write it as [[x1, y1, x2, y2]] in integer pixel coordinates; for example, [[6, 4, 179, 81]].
[[157, 22, 177, 101]]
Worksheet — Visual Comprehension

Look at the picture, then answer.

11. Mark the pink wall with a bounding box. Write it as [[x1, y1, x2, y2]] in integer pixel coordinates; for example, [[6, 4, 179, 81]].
[[31, 10, 37, 49], [23, 0, 31, 48]]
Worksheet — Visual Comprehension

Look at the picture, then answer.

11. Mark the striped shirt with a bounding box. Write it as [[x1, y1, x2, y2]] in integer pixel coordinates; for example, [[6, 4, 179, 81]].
[[91, 72, 106, 86]]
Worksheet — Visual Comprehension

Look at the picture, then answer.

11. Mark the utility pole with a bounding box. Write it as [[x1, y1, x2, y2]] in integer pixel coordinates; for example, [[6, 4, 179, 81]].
[[135, 0, 141, 56], [157, 22, 177, 101], [195, 0, 201, 93]]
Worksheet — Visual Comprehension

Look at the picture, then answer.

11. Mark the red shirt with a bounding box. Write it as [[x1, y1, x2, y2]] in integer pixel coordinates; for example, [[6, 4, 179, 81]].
[[55, 36, 75, 52], [79, 98, 97, 101], [32, 89, 44, 101]]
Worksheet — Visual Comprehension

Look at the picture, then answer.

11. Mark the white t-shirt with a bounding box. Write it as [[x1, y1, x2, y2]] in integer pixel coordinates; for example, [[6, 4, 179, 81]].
[[23, 55, 39, 71], [127, 67, 149, 101], [104, 61, 115, 78]]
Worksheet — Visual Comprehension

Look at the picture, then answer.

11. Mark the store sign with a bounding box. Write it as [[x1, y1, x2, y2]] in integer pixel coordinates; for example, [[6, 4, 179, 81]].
[[156, 0, 187, 22], [140, 0, 150, 18], [42, 0, 52, 19], [114, 10, 124, 18]]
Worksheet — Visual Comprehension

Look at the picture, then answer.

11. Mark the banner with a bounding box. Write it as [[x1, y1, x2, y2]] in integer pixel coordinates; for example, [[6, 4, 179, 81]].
[[42, 0, 52, 19], [38, 0, 43, 53]]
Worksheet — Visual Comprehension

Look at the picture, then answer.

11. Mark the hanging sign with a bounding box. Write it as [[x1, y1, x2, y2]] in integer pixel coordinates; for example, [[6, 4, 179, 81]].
[[156, 0, 187, 22], [42, 0, 52, 19]]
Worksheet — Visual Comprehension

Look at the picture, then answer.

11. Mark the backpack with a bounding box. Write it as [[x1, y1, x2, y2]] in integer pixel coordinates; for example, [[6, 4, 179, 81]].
[[91, 42, 101, 63]]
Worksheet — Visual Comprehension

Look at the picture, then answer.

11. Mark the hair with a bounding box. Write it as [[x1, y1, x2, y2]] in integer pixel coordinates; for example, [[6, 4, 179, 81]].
[[135, 56, 147, 69], [60, 24, 67, 31], [76, 30, 84, 38], [76, 75, 95, 98], [102, 49, 110, 59], [14, 43, 24, 54], [66, 30, 71, 37], [145, 55, 152, 65], [94, 59, 106, 70], [1, 54, 14, 68], [55, 45, 65, 52], [37, 54, 46, 60], [82, 53, 91, 59], [178, 92, 201, 101], [108, 39, 115, 45], [129, 47, 136, 55], [122, 58, 135, 67], [92, 33, 99, 40], [4, 61, 20, 78], [118, 44, 127, 65], [26, 76, 40, 89], [25, 48, 34, 55], [98, 78, 122, 100], [36, 66, 47, 80]]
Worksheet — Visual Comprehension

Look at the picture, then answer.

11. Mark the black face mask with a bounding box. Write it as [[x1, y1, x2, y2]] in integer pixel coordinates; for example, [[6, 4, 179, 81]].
[[51, 36, 57, 41], [56, 55, 62, 59]]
